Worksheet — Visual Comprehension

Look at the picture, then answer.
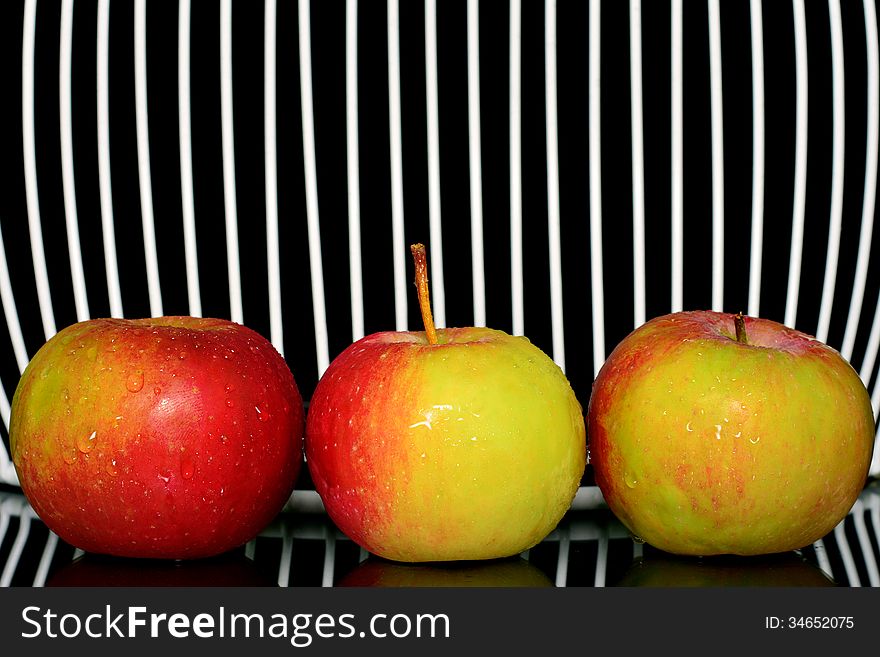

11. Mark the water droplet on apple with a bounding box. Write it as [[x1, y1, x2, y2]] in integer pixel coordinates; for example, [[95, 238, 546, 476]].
[[220, 434, 228, 443], [749, 436, 761, 444], [631, 534, 646, 545], [77, 430, 97, 454], [105, 459, 118, 477], [255, 405, 269, 422], [225, 383, 235, 393], [179, 351, 187, 360], [126, 370, 145, 393], [624, 472, 638, 489], [62, 447, 78, 465], [40, 367, 50, 380], [226, 399, 235, 408], [181, 458, 195, 479]]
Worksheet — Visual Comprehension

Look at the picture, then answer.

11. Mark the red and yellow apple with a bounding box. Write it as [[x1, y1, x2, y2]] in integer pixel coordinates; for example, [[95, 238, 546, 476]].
[[305, 244, 586, 562], [588, 310, 875, 556], [10, 316, 304, 559]]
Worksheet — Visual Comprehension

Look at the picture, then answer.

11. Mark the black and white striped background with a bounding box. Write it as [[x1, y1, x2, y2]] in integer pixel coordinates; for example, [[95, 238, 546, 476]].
[[1, 0, 879, 488]]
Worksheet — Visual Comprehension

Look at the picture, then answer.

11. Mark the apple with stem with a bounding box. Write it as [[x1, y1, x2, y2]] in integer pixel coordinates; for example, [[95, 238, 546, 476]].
[[11, 316, 304, 559], [305, 243, 586, 562], [587, 310, 875, 556]]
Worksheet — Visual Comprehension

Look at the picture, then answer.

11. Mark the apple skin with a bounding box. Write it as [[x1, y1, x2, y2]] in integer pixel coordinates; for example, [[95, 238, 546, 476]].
[[587, 310, 875, 556], [305, 327, 586, 563], [10, 317, 304, 559]]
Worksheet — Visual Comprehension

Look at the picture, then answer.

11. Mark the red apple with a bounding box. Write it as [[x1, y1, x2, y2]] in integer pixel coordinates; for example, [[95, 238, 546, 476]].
[[305, 245, 586, 562], [10, 316, 304, 559], [588, 310, 875, 556]]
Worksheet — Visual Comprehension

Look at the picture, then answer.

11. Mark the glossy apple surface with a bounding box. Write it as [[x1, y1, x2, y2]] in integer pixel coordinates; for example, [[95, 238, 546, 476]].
[[305, 327, 586, 563], [588, 311, 874, 556], [11, 317, 304, 559]]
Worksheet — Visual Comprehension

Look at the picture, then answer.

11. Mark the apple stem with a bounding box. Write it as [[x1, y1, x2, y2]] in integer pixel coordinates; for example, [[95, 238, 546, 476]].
[[734, 312, 748, 344], [410, 243, 439, 345]]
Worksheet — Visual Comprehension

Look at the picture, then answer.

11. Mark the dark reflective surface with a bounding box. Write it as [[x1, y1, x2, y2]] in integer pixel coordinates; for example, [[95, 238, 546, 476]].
[[613, 551, 838, 587], [45, 552, 276, 588], [337, 556, 554, 588]]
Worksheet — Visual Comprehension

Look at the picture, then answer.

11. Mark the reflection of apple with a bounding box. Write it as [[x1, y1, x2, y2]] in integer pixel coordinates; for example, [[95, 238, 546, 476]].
[[337, 556, 554, 587], [11, 317, 304, 559], [46, 552, 275, 587], [588, 311, 874, 556], [305, 244, 586, 562], [614, 552, 837, 587]]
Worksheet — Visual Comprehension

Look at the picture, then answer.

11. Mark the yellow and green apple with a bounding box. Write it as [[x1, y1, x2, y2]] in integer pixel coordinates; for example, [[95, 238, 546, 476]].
[[588, 310, 875, 556], [10, 316, 304, 559], [305, 244, 586, 562]]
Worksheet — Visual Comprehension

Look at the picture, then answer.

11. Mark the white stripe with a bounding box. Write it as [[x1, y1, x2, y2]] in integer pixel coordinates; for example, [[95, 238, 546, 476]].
[[873, 360, 880, 416], [834, 521, 861, 586], [321, 526, 336, 587], [861, 292, 880, 403], [0, 223, 29, 372], [841, 0, 879, 364], [747, 0, 765, 318], [346, 0, 364, 342], [785, 0, 808, 329], [220, 0, 243, 324], [299, 0, 330, 374], [425, 0, 446, 328], [178, 0, 201, 318], [594, 525, 609, 587], [812, 538, 833, 579], [0, 512, 31, 587], [671, 0, 684, 313], [0, 380, 11, 451], [630, 0, 646, 328], [816, 0, 846, 345], [135, 0, 163, 317], [278, 525, 293, 587], [265, 0, 282, 352], [554, 526, 570, 587], [546, 0, 565, 370], [589, 0, 604, 374], [468, 0, 486, 328], [97, 0, 123, 318], [510, 0, 524, 336], [32, 532, 59, 587], [60, 0, 90, 322], [23, 0, 57, 339], [853, 500, 880, 586], [708, 0, 724, 313], [388, 0, 407, 332]]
